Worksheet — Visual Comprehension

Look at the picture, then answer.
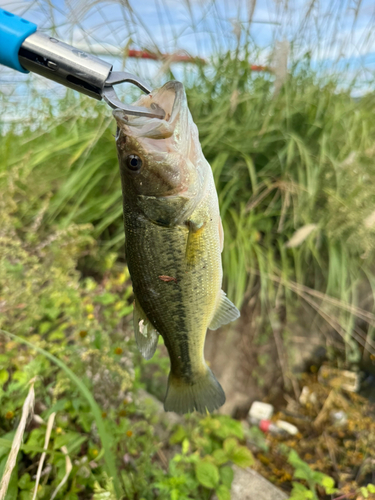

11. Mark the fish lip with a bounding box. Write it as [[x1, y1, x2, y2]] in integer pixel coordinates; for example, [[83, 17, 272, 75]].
[[138, 190, 190, 201], [113, 80, 185, 126]]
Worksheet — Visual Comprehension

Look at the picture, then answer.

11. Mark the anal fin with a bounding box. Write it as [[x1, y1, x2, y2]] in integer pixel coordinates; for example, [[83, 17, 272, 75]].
[[209, 290, 240, 330], [133, 297, 159, 360]]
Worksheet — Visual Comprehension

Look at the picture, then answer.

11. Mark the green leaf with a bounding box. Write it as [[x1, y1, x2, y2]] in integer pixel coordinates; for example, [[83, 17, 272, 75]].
[[216, 484, 231, 500], [18, 473, 32, 490], [195, 460, 220, 489], [19, 491, 36, 500], [320, 475, 336, 494], [0, 433, 15, 459], [288, 450, 314, 482], [182, 438, 189, 455], [368, 484, 375, 493], [223, 438, 238, 455], [94, 292, 116, 305], [246, 426, 269, 452], [214, 416, 244, 439], [220, 466, 234, 489], [12, 371, 28, 385], [169, 426, 186, 444], [0, 369, 9, 385], [48, 331, 65, 341], [53, 432, 87, 453], [171, 489, 179, 500], [38, 321, 51, 335], [213, 449, 228, 465], [230, 446, 254, 468], [223, 438, 253, 468], [289, 482, 315, 500]]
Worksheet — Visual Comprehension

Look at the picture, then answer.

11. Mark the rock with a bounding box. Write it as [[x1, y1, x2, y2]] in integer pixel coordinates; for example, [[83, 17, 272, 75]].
[[136, 389, 182, 426], [216, 466, 288, 500]]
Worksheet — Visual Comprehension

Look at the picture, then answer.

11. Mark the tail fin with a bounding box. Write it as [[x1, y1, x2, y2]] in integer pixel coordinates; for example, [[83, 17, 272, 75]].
[[164, 368, 225, 414]]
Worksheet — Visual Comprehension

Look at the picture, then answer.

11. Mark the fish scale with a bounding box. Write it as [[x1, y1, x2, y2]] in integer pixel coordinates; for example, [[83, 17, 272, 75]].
[[123, 193, 221, 381]]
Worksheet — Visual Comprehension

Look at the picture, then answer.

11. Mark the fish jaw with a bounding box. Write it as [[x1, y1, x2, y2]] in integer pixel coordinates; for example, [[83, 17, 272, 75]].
[[114, 81, 207, 220]]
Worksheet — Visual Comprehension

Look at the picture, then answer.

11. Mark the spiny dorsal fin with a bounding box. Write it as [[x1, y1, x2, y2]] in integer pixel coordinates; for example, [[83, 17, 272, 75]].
[[209, 290, 240, 331], [133, 297, 159, 360]]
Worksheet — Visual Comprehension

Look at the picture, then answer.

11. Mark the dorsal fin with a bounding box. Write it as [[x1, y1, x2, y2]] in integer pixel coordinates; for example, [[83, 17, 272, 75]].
[[209, 290, 240, 331], [133, 297, 159, 360]]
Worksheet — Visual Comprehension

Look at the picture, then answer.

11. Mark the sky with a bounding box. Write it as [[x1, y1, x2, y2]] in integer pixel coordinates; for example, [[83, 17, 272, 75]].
[[0, 0, 375, 122]]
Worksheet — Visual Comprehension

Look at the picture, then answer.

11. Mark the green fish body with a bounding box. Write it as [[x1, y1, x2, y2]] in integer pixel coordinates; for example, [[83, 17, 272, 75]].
[[114, 81, 240, 414]]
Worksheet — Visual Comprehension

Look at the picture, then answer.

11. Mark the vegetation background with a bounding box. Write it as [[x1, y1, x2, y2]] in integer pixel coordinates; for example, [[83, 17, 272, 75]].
[[1, 0, 375, 499]]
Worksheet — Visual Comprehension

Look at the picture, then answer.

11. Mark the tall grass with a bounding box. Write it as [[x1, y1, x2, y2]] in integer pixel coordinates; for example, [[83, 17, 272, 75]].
[[2, 51, 375, 363], [2, 0, 375, 360]]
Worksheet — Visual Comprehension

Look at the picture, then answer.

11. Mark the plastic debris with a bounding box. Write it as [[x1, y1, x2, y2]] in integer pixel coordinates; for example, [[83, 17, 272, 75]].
[[275, 420, 299, 436], [299, 386, 318, 406], [254, 419, 299, 436], [318, 366, 359, 392], [258, 420, 285, 435], [249, 401, 274, 424], [330, 410, 347, 426]]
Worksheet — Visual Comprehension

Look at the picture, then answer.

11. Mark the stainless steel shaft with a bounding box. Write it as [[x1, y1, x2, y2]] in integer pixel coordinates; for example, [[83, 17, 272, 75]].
[[18, 32, 113, 100]]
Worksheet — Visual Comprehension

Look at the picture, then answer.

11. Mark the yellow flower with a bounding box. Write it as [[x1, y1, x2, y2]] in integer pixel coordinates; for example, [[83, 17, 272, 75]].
[[5, 411, 14, 420], [114, 347, 123, 355]]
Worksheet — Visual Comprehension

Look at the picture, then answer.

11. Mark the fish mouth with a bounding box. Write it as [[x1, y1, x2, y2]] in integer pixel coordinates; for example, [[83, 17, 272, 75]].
[[113, 81, 186, 139], [145, 80, 184, 122]]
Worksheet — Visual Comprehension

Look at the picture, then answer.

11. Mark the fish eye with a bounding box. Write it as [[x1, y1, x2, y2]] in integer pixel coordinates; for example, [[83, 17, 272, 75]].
[[126, 154, 143, 172]]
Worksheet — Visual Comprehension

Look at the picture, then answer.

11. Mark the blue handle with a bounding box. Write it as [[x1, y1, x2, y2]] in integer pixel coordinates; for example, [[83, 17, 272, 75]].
[[0, 9, 37, 73]]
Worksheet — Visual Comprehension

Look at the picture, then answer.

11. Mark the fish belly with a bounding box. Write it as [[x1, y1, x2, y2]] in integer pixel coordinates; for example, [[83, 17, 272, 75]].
[[125, 203, 221, 378]]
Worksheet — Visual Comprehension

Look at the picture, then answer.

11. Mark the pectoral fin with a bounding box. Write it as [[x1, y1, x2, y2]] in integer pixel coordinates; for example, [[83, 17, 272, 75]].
[[133, 297, 159, 360], [185, 219, 205, 269], [209, 290, 240, 330]]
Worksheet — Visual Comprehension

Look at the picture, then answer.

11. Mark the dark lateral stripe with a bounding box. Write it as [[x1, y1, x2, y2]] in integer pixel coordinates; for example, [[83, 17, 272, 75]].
[[161, 229, 193, 381]]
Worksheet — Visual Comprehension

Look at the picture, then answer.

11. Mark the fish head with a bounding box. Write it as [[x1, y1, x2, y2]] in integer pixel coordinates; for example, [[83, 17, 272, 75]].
[[114, 81, 206, 224]]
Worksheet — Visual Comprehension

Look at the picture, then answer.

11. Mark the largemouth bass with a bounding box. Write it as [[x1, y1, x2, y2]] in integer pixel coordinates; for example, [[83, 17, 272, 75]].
[[114, 81, 240, 414]]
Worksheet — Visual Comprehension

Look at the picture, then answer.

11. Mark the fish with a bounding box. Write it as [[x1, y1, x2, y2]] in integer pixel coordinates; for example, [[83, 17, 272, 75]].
[[114, 81, 240, 414]]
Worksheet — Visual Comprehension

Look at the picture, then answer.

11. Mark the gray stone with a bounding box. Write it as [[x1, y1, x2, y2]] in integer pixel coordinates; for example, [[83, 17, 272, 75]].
[[136, 389, 182, 427], [216, 466, 289, 500]]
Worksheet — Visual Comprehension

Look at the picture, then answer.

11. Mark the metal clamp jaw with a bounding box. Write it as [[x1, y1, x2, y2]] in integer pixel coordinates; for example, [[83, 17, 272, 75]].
[[18, 31, 164, 119]]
